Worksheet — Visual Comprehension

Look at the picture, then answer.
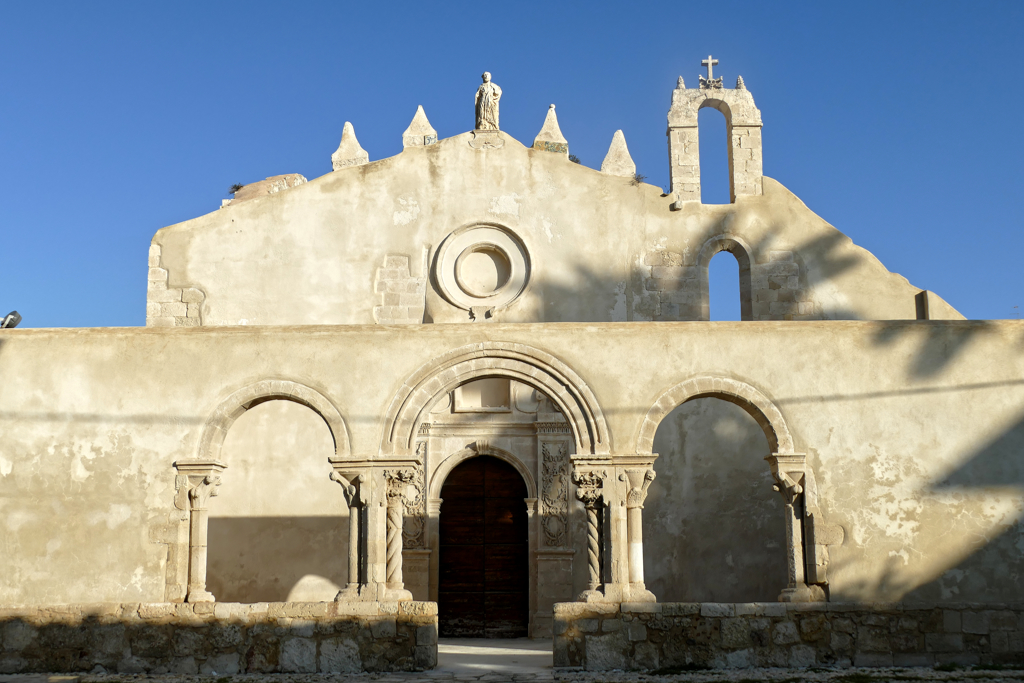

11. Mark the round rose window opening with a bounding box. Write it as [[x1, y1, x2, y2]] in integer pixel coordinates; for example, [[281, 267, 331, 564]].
[[455, 244, 512, 298], [435, 225, 530, 311]]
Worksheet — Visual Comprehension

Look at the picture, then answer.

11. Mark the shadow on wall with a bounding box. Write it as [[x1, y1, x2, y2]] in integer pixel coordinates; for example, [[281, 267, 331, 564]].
[[830, 408, 1024, 603], [207, 516, 348, 603], [644, 397, 787, 602]]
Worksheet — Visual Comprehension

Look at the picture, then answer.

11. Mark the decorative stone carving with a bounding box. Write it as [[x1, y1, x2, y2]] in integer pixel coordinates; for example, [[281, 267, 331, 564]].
[[532, 105, 568, 156], [622, 468, 656, 601], [330, 470, 366, 599], [172, 459, 227, 604], [676, 76, 685, 89], [540, 442, 569, 547], [600, 130, 636, 178], [474, 72, 501, 131], [736, 75, 746, 90], [402, 449, 427, 549], [331, 121, 369, 170], [699, 54, 723, 89], [434, 224, 530, 314], [383, 468, 416, 597], [765, 453, 824, 603], [402, 105, 437, 147], [573, 468, 607, 600]]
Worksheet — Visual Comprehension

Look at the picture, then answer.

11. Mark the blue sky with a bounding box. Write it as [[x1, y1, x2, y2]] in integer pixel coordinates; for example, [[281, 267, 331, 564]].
[[1, 1, 1021, 326]]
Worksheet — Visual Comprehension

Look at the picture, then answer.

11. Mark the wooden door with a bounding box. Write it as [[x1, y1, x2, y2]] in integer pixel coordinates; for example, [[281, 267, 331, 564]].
[[438, 456, 529, 637]]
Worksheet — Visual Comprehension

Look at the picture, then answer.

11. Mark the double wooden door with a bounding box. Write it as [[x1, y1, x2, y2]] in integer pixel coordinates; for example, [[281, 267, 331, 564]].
[[438, 456, 529, 637]]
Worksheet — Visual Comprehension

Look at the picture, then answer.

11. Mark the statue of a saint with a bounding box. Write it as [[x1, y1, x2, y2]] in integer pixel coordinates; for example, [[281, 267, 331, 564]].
[[475, 72, 501, 131]]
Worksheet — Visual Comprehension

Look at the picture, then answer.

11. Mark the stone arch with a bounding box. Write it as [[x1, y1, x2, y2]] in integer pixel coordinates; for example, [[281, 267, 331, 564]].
[[698, 234, 754, 321], [429, 444, 538, 501], [381, 342, 609, 457], [196, 379, 351, 461], [637, 375, 794, 454]]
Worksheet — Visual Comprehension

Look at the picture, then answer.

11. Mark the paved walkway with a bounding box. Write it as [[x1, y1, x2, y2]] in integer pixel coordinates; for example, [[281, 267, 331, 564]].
[[436, 638, 553, 675]]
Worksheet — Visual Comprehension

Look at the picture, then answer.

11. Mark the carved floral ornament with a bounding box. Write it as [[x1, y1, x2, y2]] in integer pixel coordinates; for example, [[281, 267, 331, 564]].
[[622, 468, 656, 509], [572, 468, 606, 507], [540, 442, 570, 547]]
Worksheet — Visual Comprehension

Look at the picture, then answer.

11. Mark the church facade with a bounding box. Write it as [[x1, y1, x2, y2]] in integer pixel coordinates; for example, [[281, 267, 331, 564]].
[[2, 66, 1024, 670]]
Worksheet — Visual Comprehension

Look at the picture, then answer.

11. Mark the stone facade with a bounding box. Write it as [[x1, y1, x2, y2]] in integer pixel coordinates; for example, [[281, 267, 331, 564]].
[[0, 602, 436, 674], [554, 602, 1024, 670], [0, 64, 1016, 673]]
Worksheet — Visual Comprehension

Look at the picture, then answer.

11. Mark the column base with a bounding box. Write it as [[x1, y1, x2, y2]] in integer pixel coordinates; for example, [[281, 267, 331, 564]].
[[384, 586, 414, 601], [334, 584, 369, 602], [624, 583, 657, 602], [778, 584, 826, 603], [576, 588, 606, 603], [185, 588, 216, 603]]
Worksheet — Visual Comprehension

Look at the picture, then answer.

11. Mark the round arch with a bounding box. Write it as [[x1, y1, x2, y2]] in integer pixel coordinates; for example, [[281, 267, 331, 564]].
[[380, 342, 610, 457], [698, 233, 754, 321], [429, 445, 537, 501], [196, 379, 351, 461], [637, 375, 795, 454]]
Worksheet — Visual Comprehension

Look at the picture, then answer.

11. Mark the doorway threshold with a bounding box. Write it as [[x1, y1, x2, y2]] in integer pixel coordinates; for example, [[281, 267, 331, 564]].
[[437, 638, 553, 674]]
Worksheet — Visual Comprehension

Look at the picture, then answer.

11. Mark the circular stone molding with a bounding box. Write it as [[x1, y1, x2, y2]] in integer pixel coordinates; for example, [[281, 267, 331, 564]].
[[435, 225, 530, 311]]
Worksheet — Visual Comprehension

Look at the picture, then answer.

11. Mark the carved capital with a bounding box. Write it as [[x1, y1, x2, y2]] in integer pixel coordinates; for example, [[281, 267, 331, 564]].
[[622, 468, 656, 509], [572, 468, 607, 508], [772, 470, 804, 507], [172, 459, 226, 511], [765, 453, 807, 506], [384, 468, 416, 506], [187, 474, 222, 509], [330, 471, 366, 508]]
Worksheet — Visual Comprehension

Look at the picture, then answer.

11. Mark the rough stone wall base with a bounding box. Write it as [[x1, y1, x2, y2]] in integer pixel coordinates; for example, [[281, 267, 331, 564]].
[[0, 602, 436, 674], [553, 602, 1024, 671]]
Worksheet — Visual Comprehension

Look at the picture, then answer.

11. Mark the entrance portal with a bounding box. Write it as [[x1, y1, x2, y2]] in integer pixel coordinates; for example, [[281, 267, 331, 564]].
[[439, 456, 529, 638]]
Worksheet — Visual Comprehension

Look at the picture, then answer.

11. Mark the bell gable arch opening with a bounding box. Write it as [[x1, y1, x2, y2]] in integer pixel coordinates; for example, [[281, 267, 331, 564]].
[[698, 234, 754, 321]]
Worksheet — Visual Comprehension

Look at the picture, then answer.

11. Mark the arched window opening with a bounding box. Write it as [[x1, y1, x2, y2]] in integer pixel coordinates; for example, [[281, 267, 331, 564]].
[[709, 250, 742, 321], [207, 399, 343, 602], [698, 107, 730, 204], [643, 397, 786, 602]]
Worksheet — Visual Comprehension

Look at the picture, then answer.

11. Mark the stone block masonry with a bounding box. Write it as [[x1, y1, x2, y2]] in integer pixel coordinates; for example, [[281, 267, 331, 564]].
[[373, 254, 426, 324], [553, 602, 1024, 670], [146, 244, 205, 327], [0, 602, 436, 674]]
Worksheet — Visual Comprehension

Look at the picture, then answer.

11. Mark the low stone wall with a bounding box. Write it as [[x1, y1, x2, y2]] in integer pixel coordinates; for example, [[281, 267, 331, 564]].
[[553, 602, 1024, 670], [0, 601, 436, 674]]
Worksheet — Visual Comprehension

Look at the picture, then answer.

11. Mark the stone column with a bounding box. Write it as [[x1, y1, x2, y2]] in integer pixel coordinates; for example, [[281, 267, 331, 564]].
[[765, 453, 821, 602], [173, 459, 226, 604], [572, 468, 606, 602], [622, 468, 656, 602], [330, 470, 366, 600], [383, 468, 415, 601]]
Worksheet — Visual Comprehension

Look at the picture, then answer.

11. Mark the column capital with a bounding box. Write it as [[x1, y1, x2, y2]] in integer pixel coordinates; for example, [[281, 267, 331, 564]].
[[572, 467, 607, 507], [765, 453, 806, 506], [173, 459, 226, 510], [330, 471, 366, 508], [621, 468, 656, 509]]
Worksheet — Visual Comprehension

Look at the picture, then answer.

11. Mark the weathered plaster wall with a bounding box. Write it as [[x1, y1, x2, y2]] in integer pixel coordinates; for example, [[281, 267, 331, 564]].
[[152, 132, 946, 326], [207, 400, 348, 603], [1, 321, 1022, 605], [645, 398, 786, 602]]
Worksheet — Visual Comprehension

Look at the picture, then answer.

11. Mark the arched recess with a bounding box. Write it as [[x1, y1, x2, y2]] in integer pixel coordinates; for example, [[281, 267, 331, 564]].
[[381, 342, 610, 457], [196, 379, 351, 461], [637, 375, 795, 455], [429, 444, 538, 501], [698, 234, 753, 321]]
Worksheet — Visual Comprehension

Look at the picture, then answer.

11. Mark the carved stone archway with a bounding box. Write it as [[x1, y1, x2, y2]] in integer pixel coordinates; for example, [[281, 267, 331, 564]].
[[196, 378, 351, 460], [636, 375, 794, 455], [380, 342, 610, 458]]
